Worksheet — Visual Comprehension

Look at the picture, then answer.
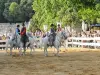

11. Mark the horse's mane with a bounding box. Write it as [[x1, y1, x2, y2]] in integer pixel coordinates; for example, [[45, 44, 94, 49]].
[[26, 32, 33, 38]]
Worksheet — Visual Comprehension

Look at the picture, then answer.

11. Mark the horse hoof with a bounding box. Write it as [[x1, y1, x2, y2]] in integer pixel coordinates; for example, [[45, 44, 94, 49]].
[[23, 54, 25, 56], [30, 53, 33, 56], [63, 51, 66, 52], [45, 55, 48, 57], [19, 54, 23, 56], [10, 54, 12, 56], [57, 55, 60, 57], [54, 54, 56, 56]]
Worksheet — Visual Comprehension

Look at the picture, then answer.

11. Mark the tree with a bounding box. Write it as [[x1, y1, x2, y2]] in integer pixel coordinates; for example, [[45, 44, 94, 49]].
[[19, 0, 34, 22], [9, 2, 19, 22], [3, 0, 34, 23], [0, 0, 7, 22], [32, 0, 81, 30]]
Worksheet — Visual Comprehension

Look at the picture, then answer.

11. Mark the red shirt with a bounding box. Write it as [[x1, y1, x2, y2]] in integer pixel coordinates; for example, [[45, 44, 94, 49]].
[[21, 27, 26, 36], [57, 27, 62, 31]]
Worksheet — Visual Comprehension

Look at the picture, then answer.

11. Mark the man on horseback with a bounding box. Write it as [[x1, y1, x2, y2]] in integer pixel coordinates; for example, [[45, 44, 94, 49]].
[[57, 24, 62, 32], [48, 24, 56, 46], [16, 25, 20, 35], [12, 24, 20, 42], [20, 23, 29, 48], [12, 25, 20, 41]]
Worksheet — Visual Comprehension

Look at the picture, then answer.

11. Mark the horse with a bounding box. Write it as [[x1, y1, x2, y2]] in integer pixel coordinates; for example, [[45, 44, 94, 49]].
[[41, 30, 68, 56], [6, 32, 37, 56]]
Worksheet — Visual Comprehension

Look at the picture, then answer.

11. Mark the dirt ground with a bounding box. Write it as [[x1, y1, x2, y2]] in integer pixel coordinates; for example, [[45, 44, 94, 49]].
[[0, 48, 100, 75]]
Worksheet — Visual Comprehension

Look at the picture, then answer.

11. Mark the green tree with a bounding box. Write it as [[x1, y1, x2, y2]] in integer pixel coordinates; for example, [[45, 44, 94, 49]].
[[3, 0, 34, 23], [19, 0, 34, 22], [32, 0, 81, 30], [9, 2, 19, 22], [0, 0, 7, 22]]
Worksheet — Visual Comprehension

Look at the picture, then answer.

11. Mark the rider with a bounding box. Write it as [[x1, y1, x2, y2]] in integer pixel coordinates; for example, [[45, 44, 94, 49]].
[[20, 23, 29, 48], [49, 24, 56, 46], [57, 24, 62, 32], [16, 25, 20, 35], [12, 25, 20, 41]]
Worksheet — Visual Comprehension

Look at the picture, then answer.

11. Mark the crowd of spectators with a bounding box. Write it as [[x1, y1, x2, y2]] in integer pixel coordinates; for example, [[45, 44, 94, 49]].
[[71, 30, 100, 37], [68, 30, 100, 49], [0, 35, 6, 40]]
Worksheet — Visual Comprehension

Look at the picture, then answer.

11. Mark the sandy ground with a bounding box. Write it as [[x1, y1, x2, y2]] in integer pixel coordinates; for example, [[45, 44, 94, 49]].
[[0, 48, 100, 75]]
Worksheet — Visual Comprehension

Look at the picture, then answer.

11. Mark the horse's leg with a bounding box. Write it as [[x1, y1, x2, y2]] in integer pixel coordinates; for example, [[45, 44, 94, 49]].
[[23, 47, 26, 55], [30, 48, 32, 55], [53, 46, 56, 56], [6, 42, 8, 53], [10, 46, 13, 55], [19, 48, 22, 56], [19, 45, 22, 56], [55, 46, 60, 57], [30, 45, 34, 55], [44, 46, 48, 56], [64, 40, 67, 51], [23, 41, 26, 55]]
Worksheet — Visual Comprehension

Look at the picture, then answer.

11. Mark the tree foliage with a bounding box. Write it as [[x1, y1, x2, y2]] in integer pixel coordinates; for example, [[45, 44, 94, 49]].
[[32, 0, 100, 31], [0, 0, 34, 23], [0, 0, 100, 31]]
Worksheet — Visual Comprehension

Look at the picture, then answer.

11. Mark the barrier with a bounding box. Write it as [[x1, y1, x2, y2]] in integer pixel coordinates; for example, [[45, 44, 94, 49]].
[[0, 37, 100, 50], [0, 40, 7, 50], [67, 37, 100, 49]]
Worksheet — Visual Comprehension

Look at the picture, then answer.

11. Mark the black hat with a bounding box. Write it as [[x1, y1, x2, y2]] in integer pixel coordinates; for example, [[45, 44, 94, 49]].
[[22, 23, 25, 26], [58, 24, 60, 26], [50, 24, 54, 27], [17, 25, 20, 27]]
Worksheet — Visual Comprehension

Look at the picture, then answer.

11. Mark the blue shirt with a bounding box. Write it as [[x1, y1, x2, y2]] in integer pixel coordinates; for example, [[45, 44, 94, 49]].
[[16, 28, 20, 35]]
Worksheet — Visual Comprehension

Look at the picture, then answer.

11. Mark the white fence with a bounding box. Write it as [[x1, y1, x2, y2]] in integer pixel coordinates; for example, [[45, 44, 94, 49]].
[[0, 37, 100, 50], [0, 40, 7, 50], [67, 37, 100, 49]]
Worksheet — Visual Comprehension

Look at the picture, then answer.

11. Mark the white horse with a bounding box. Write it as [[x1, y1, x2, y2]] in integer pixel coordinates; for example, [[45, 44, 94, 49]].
[[42, 30, 68, 56], [6, 32, 37, 56]]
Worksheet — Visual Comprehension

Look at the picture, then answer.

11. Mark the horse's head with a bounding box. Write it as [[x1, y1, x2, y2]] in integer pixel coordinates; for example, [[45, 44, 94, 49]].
[[26, 32, 33, 38], [60, 30, 67, 40]]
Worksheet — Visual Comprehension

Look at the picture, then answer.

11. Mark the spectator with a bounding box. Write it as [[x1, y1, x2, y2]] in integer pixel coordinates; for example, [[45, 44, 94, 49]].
[[35, 29, 42, 38], [0, 36, 2, 40], [2, 35, 6, 40]]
